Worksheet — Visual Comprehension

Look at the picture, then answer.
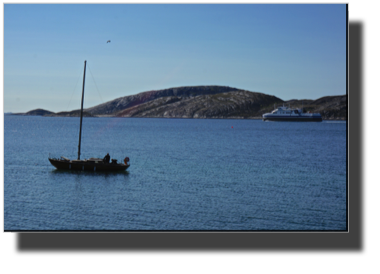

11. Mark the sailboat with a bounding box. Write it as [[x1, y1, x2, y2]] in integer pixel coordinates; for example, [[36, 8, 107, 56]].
[[48, 60, 130, 172]]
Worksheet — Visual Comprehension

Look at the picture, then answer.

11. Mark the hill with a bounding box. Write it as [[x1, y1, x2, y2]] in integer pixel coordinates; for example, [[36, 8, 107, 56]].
[[113, 89, 283, 119], [45, 110, 94, 117], [85, 85, 346, 120], [13, 108, 55, 116], [13, 108, 94, 117], [85, 86, 244, 116]]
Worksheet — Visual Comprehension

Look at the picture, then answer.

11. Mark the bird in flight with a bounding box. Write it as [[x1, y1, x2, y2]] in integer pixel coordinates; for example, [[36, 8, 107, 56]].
[[107, 40, 111, 43]]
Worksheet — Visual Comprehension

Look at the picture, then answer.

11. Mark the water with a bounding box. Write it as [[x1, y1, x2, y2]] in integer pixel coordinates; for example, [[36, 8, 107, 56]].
[[4, 115, 347, 230]]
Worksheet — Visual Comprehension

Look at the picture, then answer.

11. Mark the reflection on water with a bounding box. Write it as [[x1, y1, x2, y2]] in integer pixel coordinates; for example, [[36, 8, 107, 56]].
[[49, 169, 130, 177]]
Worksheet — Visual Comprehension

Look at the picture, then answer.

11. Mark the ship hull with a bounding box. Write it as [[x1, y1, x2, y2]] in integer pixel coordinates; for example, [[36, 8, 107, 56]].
[[49, 158, 129, 172], [262, 116, 322, 122]]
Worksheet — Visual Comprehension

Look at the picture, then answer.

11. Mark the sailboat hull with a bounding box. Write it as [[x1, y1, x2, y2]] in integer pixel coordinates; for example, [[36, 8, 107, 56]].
[[49, 158, 129, 172]]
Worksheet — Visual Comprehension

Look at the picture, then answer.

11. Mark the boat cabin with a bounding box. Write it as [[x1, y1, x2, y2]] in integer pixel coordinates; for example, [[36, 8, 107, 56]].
[[270, 107, 302, 115]]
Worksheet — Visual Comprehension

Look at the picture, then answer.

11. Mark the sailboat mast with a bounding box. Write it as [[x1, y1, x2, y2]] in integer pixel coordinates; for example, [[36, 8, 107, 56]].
[[77, 60, 87, 160]]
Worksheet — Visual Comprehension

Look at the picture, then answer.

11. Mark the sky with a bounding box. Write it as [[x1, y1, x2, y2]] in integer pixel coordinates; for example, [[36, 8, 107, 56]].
[[3, 4, 347, 113]]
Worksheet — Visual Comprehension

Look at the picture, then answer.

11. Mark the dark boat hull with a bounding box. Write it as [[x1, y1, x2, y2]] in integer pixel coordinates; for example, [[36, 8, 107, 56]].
[[263, 116, 322, 122], [49, 158, 129, 172]]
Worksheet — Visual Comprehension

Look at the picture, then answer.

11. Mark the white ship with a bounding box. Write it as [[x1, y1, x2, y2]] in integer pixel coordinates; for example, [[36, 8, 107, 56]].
[[262, 105, 322, 122]]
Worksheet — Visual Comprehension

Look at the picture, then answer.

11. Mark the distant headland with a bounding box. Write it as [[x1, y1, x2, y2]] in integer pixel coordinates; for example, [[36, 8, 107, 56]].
[[12, 85, 347, 120]]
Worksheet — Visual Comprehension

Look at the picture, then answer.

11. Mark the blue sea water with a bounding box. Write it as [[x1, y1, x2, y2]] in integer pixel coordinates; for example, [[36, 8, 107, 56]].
[[4, 115, 347, 230]]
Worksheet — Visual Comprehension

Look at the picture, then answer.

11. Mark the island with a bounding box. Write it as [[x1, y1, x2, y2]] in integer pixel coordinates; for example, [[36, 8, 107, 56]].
[[13, 85, 347, 120]]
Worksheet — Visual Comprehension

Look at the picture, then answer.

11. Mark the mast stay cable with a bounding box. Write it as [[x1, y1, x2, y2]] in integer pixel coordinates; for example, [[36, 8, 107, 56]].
[[87, 64, 104, 104]]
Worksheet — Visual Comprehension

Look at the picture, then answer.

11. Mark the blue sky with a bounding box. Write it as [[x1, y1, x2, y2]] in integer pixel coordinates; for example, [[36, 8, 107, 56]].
[[4, 4, 347, 113]]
